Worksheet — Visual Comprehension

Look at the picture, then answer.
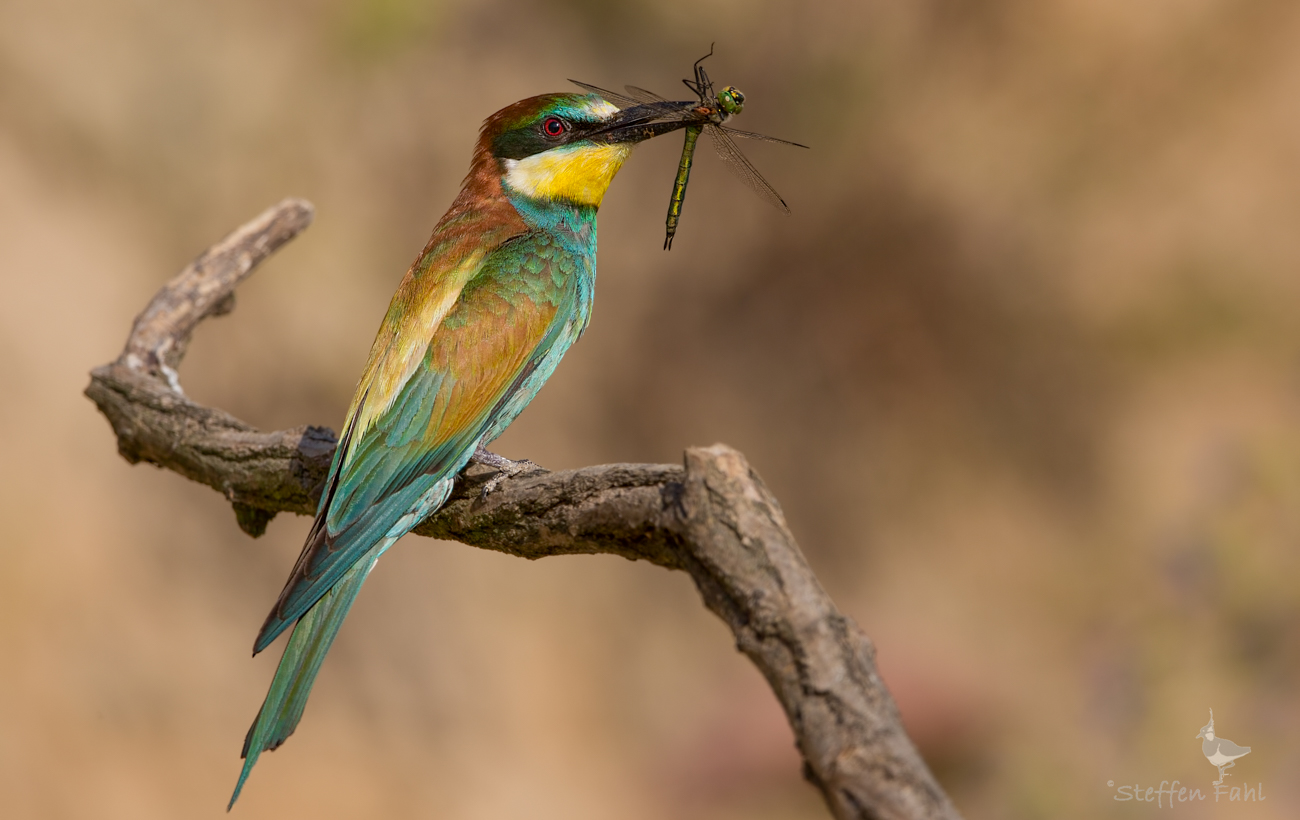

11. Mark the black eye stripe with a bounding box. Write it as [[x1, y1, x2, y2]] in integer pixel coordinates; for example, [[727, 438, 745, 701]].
[[493, 113, 590, 159]]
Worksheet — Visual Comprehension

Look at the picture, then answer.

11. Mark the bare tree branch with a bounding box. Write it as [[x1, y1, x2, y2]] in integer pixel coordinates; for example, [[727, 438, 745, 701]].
[[84, 199, 963, 820]]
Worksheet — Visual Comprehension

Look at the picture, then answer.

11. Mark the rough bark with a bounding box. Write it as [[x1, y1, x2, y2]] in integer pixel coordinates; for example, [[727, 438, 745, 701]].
[[85, 199, 963, 820]]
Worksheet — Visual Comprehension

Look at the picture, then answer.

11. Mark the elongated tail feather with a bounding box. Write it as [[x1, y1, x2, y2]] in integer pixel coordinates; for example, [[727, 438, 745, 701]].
[[228, 546, 382, 810]]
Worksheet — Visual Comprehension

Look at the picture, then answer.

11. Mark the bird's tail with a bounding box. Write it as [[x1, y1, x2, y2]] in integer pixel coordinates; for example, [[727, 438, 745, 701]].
[[227, 546, 382, 810]]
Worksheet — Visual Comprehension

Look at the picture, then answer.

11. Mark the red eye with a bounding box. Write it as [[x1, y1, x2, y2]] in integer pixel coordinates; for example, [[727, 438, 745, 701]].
[[543, 117, 566, 137]]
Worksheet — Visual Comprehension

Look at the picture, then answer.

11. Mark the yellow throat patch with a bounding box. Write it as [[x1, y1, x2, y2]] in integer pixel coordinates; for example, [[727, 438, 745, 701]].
[[503, 142, 633, 208]]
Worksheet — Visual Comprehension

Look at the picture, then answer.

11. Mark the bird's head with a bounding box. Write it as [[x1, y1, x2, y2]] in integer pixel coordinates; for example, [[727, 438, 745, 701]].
[[1196, 709, 1215, 740], [476, 92, 685, 209]]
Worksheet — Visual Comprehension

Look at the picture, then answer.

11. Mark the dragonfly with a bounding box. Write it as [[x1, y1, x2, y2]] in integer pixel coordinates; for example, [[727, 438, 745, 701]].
[[573, 47, 808, 249]]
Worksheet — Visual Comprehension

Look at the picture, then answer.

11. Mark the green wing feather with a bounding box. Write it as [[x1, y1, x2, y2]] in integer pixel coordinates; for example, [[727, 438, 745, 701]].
[[253, 234, 572, 651]]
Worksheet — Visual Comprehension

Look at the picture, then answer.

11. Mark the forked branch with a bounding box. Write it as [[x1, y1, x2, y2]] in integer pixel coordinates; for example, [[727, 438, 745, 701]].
[[84, 199, 962, 820]]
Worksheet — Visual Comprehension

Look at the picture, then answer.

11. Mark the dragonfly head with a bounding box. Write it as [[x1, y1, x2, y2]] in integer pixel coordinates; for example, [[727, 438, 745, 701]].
[[717, 86, 746, 116]]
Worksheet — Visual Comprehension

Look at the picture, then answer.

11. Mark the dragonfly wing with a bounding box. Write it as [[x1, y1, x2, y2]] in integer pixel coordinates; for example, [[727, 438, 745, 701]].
[[570, 80, 701, 123], [570, 80, 642, 108], [718, 125, 809, 149], [623, 84, 670, 103], [705, 126, 791, 213]]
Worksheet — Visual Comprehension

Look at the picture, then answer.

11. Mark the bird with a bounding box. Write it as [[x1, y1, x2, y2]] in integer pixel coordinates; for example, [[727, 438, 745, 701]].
[[228, 91, 698, 808], [1196, 709, 1251, 785]]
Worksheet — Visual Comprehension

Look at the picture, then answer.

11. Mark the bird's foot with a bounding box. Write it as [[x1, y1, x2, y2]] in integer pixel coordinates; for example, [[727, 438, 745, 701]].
[[471, 446, 539, 500]]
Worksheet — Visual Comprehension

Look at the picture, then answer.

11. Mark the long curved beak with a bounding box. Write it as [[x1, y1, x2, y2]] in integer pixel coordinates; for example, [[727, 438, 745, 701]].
[[590, 102, 701, 145]]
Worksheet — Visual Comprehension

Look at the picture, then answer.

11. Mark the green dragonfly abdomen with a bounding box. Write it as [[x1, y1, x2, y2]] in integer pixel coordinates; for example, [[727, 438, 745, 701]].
[[664, 124, 703, 250]]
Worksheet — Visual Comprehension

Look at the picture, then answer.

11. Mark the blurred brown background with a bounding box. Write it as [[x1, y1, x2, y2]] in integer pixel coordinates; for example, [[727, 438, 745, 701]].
[[2, 0, 1299, 817]]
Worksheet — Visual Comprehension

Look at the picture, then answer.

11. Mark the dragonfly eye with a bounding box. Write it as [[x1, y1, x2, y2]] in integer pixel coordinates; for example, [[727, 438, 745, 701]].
[[719, 87, 745, 115], [542, 117, 567, 137]]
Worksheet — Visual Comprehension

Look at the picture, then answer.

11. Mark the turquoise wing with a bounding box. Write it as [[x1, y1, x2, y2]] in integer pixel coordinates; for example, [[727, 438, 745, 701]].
[[255, 231, 584, 652]]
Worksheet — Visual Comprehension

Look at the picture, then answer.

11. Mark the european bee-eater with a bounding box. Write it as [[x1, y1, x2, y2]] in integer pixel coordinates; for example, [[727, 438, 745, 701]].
[[229, 92, 694, 808]]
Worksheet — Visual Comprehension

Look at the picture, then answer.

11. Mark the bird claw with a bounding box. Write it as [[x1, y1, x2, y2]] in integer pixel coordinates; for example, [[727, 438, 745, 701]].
[[471, 446, 538, 502]]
